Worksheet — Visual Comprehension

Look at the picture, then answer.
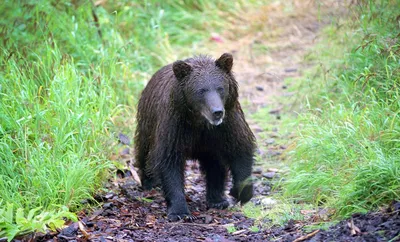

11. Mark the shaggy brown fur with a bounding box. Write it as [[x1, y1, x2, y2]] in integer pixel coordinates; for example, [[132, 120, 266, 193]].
[[135, 53, 256, 221]]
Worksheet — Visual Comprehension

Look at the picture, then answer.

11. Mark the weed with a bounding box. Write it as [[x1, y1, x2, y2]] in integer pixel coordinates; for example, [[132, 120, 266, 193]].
[[225, 224, 237, 234], [283, 0, 400, 218], [249, 225, 260, 233], [0, 203, 77, 241]]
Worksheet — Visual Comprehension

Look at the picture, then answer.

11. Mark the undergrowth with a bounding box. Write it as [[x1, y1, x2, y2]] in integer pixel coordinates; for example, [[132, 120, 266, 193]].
[[283, 0, 400, 218], [0, 0, 259, 240]]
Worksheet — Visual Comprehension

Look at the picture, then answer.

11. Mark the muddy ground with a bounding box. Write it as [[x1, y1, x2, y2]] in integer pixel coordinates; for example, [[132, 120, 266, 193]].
[[24, 165, 400, 242], [19, 1, 400, 241]]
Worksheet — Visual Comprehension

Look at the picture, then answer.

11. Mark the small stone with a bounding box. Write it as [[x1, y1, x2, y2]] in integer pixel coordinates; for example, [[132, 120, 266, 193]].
[[118, 133, 131, 145], [105, 193, 114, 199], [261, 187, 271, 195], [269, 132, 279, 138], [253, 127, 263, 133], [102, 202, 113, 208], [267, 168, 280, 173], [269, 108, 281, 114], [282, 85, 288, 89], [120, 147, 130, 155], [262, 172, 276, 179], [261, 197, 277, 206], [251, 124, 264, 133], [256, 149, 265, 156], [204, 215, 213, 224], [267, 150, 282, 157], [59, 222, 79, 237], [253, 167, 263, 174], [265, 138, 275, 145], [256, 86, 264, 91], [284, 68, 297, 73]]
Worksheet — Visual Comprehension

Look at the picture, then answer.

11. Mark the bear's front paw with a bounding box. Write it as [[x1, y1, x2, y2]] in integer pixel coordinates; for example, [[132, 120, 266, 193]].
[[167, 205, 196, 222], [167, 212, 196, 222], [207, 199, 229, 210], [229, 183, 253, 205]]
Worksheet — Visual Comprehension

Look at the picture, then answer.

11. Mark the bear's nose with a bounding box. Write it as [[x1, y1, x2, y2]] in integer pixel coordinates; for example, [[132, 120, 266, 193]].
[[212, 110, 224, 120]]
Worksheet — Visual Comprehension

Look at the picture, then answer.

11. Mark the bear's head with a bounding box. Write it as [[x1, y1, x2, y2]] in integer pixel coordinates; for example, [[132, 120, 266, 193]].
[[172, 53, 237, 126]]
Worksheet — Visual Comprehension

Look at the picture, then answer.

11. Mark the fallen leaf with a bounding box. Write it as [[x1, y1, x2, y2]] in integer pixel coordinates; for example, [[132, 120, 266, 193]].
[[128, 162, 142, 186]]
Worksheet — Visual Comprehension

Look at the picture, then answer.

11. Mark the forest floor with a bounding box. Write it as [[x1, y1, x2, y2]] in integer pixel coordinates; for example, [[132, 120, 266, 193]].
[[21, 1, 400, 242]]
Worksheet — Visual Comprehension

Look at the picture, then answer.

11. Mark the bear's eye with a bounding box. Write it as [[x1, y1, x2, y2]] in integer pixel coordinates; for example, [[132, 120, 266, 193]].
[[199, 88, 208, 95], [217, 87, 224, 93]]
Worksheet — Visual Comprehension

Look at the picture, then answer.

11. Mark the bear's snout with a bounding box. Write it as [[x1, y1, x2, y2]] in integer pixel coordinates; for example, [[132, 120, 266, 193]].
[[203, 92, 225, 126], [211, 108, 225, 126], [202, 108, 225, 126]]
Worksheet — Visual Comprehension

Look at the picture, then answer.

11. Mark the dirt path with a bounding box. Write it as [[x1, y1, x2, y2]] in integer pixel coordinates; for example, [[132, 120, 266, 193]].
[[207, 1, 331, 166], [24, 1, 400, 242]]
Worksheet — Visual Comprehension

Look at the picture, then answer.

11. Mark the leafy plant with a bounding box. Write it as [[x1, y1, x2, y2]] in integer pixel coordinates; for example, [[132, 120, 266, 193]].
[[0, 203, 77, 241]]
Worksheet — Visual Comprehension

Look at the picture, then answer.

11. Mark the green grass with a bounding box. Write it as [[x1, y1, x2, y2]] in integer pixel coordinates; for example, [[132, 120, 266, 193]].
[[0, 0, 261, 240], [283, 0, 400, 218]]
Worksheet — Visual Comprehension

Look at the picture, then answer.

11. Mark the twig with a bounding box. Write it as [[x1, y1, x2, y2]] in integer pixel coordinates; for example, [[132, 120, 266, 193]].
[[388, 233, 400, 242], [166, 222, 222, 229], [232, 229, 247, 235], [293, 229, 320, 242], [78, 221, 91, 239]]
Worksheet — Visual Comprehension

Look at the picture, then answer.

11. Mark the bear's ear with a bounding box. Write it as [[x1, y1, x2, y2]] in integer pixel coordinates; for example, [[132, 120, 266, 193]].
[[173, 60, 192, 81], [215, 53, 233, 73]]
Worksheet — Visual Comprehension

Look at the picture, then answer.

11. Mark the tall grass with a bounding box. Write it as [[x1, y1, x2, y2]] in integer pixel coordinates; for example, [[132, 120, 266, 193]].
[[284, 0, 400, 218], [0, 0, 259, 240]]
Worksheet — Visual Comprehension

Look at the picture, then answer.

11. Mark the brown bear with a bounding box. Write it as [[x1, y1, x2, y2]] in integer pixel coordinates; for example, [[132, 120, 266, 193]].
[[135, 53, 256, 221]]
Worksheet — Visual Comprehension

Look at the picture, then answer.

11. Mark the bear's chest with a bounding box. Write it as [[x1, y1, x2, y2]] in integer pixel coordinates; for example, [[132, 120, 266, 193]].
[[182, 128, 224, 159]]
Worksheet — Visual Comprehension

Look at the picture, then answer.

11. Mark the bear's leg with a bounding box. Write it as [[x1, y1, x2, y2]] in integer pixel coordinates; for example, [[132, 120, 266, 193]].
[[135, 137, 154, 190], [158, 155, 193, 221], [199, 158, 229, 209], [229, 155, 254, 204]]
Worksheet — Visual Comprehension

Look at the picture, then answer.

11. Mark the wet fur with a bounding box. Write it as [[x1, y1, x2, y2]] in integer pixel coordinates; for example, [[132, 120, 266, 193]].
[[135, 54, 256, 221]]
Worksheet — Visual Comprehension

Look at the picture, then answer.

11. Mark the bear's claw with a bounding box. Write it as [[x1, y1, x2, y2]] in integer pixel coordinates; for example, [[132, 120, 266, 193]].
[[167, 213, 197, 222]]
